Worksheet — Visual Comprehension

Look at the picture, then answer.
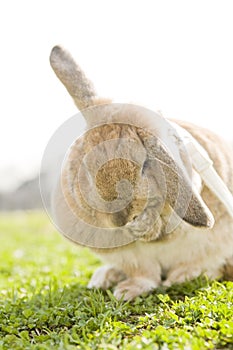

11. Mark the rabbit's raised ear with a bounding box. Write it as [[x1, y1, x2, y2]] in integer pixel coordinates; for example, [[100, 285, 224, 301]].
[[144, 137, 214, 229], [50, 46, 97, 110]]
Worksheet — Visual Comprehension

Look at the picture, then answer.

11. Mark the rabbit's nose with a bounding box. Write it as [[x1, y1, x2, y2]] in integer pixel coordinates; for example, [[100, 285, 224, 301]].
[[111, 210, 140, 227], [112, 210, 129, 227]]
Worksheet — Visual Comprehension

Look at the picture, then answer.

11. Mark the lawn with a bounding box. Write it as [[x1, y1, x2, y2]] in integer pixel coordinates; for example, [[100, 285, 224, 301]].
[[0, 211, 232, 350]]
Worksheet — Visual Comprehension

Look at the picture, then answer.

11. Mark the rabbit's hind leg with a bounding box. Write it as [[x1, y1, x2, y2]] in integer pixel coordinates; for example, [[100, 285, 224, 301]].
[[223, 256, 233, 281]]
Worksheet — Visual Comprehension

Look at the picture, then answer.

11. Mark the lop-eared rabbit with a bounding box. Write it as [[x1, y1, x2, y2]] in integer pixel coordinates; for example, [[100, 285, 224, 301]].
[[50, 46, 233, 300]]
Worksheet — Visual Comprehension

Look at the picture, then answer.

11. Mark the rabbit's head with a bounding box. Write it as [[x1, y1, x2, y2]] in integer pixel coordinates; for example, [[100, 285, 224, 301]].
[[50, 46, 214, 248]]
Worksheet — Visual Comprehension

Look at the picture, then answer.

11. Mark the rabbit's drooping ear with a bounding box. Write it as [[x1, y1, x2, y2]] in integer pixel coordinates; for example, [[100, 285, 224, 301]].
[[144, 138, 214, 229], [50, 46, 97, 110]]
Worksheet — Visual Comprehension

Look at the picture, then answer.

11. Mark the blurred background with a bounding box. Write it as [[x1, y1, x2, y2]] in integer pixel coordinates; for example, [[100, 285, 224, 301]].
[[0, 0, 232, 211]]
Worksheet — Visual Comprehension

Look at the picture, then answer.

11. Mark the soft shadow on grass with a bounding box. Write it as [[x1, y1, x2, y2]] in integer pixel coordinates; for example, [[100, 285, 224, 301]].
[[0, 211, 233, 349], [1, 277, 233, 350]]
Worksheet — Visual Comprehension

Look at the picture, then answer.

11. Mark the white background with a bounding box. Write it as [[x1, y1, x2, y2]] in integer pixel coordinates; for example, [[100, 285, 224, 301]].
[[0, 0, 232, 190]]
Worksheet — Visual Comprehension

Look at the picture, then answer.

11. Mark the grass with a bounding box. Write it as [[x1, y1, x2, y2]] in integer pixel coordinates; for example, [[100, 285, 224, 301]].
[[0, 211, 232, 350]]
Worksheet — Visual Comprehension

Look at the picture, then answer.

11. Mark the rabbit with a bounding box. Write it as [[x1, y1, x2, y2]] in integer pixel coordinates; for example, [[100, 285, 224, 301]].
[[49, 45, 233, 300]]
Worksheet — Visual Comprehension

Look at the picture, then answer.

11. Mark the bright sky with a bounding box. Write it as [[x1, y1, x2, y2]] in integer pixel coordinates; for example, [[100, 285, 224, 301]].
[[0, 0, 233, 190]]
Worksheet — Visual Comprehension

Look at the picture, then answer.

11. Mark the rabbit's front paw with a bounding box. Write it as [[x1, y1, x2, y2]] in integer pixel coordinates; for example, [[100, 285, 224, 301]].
[[88, 265, 126, 290], [114, 277, 158, 301]]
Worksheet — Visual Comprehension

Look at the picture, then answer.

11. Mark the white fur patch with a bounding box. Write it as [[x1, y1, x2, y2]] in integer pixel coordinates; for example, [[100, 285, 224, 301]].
[[114, 277, 158, 301], [88, 265, 125, 290]]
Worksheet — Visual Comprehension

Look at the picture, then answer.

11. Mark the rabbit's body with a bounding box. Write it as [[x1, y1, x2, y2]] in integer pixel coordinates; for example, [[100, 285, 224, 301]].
[[50, 46, 233, 300], [87, 120, 233, 299]]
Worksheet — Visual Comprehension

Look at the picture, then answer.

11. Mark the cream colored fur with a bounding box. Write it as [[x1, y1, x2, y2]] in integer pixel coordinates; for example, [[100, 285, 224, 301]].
[[50, 46, 233, 300], [89, 114, 233, 299]]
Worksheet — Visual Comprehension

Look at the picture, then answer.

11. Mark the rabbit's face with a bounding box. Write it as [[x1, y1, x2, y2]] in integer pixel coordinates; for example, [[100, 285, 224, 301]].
[[96, 157, 146, 226], [62, 122, 164, 233]]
